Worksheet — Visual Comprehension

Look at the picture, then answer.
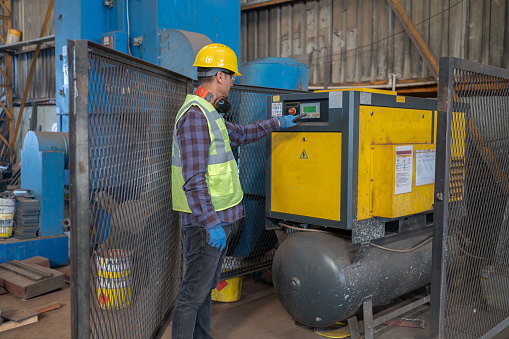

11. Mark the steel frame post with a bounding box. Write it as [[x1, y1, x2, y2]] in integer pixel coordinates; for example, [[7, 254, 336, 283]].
[[429, 56, 454, 339], [68, 39, 90, 339]]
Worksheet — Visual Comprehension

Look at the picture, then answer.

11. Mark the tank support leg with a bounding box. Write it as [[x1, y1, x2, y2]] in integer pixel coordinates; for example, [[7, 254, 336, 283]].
[[362, 297, 375, 339], [346, 294, 430, 338], [347, 316, 361, 339]]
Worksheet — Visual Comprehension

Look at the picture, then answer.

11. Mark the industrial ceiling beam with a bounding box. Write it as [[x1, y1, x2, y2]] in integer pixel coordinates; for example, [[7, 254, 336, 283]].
[[387, 0, 439, 80]]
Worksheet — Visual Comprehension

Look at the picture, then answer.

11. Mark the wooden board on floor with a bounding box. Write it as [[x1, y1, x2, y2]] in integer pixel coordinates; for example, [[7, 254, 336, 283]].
[[1, 310, 39, 322], [0, 316, 38, 333], [33, 302, 61, 314]]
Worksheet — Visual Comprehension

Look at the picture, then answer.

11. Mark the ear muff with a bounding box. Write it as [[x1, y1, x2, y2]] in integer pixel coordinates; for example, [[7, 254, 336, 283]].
[[196, 86, 231, 114], [213, 96, 231, 114]]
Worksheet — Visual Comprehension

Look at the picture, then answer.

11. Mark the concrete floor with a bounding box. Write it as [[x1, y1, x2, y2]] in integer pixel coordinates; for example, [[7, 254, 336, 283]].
[[0, 266, 508, 338]]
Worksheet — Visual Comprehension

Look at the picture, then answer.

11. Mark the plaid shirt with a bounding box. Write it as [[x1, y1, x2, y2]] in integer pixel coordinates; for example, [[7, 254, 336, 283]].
[[176, 105, 280, 229]]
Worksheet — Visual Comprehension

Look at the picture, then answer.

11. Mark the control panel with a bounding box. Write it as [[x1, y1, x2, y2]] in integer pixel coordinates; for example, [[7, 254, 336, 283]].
[[278, 99, 329, 124]]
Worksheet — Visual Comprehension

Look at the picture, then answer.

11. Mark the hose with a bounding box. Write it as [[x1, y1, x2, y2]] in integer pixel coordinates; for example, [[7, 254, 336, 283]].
[[370, 236, 433, 253]]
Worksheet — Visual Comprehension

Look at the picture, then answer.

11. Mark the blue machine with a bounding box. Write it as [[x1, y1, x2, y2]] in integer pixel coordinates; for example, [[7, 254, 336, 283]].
[[0, 132, 70, 267], [232, 58, 309, 258], [101, 31, 129, 55], [159, 29, 212, 80], [55, 0, 240, 132]]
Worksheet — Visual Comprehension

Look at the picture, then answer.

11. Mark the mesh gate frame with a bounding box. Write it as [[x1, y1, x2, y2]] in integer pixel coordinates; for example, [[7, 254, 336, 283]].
[[69, 40, 193, 339], [69, 39, 305, 338], [431, 57, 509, 338]]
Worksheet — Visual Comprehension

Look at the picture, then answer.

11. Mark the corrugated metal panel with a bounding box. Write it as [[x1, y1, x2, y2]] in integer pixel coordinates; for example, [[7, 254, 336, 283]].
[[13, 0, 55, 40], [13, 47, 55, 100], [241, 0, 509, 88], [11, 0, 55, 100]]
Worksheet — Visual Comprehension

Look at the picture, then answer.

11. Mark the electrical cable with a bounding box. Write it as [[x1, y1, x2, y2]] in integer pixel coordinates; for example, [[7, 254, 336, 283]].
[[126, 0, 132, 56], [370, 236, 432, 253]]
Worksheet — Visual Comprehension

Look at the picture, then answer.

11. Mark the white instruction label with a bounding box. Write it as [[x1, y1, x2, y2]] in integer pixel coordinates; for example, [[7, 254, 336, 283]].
[[395, 145, 413, 195], [272, 102, 283, 117], [415, 149, 436, 186]]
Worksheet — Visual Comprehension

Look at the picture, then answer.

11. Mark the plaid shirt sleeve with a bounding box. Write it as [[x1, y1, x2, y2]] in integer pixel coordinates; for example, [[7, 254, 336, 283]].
[[176, 106, 220, 229], [177, 108, 280, 229], [225, 117, 280, 146]]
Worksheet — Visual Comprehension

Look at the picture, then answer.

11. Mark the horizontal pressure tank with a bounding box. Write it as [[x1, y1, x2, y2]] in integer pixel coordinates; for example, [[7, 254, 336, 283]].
[[272, 228, 432, 327]]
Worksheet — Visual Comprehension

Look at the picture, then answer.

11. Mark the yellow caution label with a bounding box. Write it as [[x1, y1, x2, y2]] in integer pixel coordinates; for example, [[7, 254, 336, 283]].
[[273, 95, 280, 102], [396, 96, 405, 103]]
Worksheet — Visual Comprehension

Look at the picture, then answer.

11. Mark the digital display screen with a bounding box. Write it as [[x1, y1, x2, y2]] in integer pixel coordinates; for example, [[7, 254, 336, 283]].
[[303, 105, 317, 113], [300, 102, 320, 119]]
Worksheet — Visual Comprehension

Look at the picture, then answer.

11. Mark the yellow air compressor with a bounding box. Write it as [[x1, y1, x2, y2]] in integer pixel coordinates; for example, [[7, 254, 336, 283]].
[[266, 89, 440, 327]]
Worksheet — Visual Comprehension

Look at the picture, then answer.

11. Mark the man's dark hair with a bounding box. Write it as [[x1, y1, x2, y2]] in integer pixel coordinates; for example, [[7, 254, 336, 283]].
[[197, 67, 233, 85], [197, 67, 214, 85]]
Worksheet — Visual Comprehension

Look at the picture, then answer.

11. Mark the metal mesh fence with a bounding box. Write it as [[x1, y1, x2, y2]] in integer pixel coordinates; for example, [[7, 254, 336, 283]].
[[217, 84, 304, 280], [69, 41, 191, 339], [431, 57, 509, 338]]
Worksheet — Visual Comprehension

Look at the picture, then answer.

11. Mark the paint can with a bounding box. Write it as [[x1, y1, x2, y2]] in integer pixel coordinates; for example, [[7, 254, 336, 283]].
[[6, 28, 21, 44], [0, 198, 15, 214], [96, 249, 132, 309], [0, 225, 12, 238], [0, 198, 14, 238], [211, 276, 242, 302]]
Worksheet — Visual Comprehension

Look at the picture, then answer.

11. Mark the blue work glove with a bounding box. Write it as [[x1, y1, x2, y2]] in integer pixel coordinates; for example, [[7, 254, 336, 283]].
[[279, 113, 307, 129], [207, 224, 226, 251]]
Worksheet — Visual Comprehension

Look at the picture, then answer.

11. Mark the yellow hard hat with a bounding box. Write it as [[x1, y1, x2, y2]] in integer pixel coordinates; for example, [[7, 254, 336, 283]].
[[193, 43, 241, 76]]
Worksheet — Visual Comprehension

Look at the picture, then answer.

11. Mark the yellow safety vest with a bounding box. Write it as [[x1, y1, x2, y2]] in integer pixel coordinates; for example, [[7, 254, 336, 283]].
[[171, 94, 243, 213]]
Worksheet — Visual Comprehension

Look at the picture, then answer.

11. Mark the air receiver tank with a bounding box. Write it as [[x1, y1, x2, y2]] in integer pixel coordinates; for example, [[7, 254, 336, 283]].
[[272, 229, 432, 327]]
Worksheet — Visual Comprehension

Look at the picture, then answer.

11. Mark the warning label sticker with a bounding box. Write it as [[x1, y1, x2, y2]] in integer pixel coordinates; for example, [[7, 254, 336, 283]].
[[395, 145, 413, 195], [300, 150, 308, 159], [272, 102, 283, 117], [415, 149, 436, 186]]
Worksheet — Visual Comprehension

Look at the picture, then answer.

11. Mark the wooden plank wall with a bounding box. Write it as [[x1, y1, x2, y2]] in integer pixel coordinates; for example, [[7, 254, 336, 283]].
[[241, 0, 509, 88]]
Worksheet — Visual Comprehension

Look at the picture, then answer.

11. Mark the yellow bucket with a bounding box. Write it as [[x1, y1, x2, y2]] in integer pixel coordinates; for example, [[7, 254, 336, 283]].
[[0, 226, 12, 238], [6, 28, 21, 44], [96, 249, 132, 309], [211, 276, 242, 302]]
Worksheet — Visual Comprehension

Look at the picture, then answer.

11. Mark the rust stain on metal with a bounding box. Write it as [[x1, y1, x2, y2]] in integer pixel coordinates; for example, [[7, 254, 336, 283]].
[[78, 161, 86, 173]]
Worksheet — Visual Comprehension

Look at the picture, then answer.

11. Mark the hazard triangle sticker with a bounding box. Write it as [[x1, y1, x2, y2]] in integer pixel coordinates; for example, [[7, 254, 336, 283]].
[[300, 150, 308, 159]]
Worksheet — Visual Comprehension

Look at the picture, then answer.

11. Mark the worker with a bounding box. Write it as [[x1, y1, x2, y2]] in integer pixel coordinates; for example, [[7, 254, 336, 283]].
[[171, 43, 300, 338]]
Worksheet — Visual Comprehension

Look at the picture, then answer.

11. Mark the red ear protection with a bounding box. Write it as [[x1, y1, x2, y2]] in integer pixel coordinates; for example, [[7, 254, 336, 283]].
[[196, 86, 213, 101], [196, 86, 231, 114]]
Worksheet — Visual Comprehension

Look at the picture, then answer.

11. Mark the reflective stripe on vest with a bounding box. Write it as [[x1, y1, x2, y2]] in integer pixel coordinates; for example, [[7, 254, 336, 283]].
[[171, 94, 243, 213]]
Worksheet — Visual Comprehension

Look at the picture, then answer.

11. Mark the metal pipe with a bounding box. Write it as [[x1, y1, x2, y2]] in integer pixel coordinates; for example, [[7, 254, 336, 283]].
[[307, 79, 437, 91]]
